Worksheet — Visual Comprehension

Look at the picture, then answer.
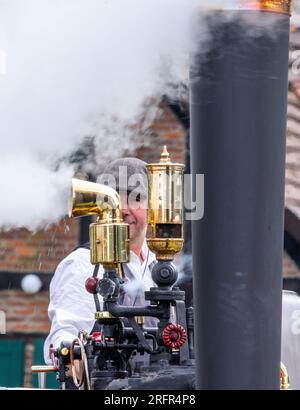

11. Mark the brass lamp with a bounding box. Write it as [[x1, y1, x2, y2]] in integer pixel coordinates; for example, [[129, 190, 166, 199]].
[[146, 146, 185, 260]]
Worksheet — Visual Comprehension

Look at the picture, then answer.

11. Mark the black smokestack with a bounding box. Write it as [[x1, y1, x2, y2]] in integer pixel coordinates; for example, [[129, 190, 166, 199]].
[[190, 6, 291, 390]]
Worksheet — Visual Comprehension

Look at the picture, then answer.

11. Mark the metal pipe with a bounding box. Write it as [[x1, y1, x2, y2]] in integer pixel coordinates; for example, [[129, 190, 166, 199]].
[[105, 301, 163, 318], [190, 4, 291, 389], [31, 365, 57, 373]]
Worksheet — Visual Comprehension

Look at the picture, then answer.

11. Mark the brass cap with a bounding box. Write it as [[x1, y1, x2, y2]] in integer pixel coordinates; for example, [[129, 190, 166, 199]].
[[95, 311, 115, 320], [135, 316, 144, 325], [146, 146, 184, 171], [160, 145, 171, 164], [60, 347, 69, 356]]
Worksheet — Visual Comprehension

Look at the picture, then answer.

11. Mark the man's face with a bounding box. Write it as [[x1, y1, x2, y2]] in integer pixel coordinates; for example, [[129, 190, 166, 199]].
[[119, 192, 147, 244]]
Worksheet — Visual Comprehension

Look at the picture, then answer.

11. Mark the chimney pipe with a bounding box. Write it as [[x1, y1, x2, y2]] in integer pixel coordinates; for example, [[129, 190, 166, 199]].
[[190, 3, 291, 389]]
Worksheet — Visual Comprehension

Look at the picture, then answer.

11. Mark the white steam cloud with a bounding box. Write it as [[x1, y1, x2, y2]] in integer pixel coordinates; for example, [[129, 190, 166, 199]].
[[0, 0, 199, 230], [0, 0, 293, 230]]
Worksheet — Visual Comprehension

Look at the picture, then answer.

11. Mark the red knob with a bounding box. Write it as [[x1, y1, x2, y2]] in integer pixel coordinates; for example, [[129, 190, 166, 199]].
[[85, 276, 98, 294], [162, 323, 187, 349], [91, 332, 102, 342]]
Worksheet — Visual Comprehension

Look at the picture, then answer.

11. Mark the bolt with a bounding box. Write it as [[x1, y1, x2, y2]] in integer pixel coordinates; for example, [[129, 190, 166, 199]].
[[160, 268, 170, 279]]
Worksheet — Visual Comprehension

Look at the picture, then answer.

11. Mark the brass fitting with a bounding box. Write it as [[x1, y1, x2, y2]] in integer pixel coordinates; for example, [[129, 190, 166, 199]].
[[235, 1, 291, 15], [69, 178, 129, 267], [280, 362, 291, 390], [135, 316, 144, 325], [95, 311, 116, 320]]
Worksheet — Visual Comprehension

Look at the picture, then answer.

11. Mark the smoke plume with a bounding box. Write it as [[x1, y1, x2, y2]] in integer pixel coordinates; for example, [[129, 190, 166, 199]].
[[0, 0, 198, 230], [0, 0, 294, 230]]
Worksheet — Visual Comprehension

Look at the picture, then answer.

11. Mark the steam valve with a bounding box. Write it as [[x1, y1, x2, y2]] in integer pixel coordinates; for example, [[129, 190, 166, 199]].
[[97, 277, 116, 298], [162, 323, 187, 349]]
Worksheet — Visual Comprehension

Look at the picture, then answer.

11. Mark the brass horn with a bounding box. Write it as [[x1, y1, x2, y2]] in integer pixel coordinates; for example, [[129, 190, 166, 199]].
[[69, 178, 122, 222], [69, 178, 130, 267]]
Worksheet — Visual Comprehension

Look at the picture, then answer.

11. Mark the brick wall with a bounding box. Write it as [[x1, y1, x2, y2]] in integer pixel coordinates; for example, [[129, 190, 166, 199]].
[[136, 102, 187, 164], [0, 218, 79, 337], [0, 290, 50, 334], [283, 251, 300, 278], [0, 218, 79, 273]]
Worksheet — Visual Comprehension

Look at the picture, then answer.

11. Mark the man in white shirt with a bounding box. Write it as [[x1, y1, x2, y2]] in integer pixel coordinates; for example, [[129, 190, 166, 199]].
[[44, 158, 157, 365]]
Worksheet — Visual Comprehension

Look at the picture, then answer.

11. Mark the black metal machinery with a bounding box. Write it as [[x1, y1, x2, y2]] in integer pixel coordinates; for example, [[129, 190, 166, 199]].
[[52, 259, 195, 390], [190, 1, 291, 389], [31, 1, 293, 391], [35, 147, 195, 390]]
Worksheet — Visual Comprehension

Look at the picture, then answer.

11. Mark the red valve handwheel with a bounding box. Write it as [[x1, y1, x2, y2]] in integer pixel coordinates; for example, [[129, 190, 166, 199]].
[[162, 323, 187, 349], [91, 332, 102, 342]]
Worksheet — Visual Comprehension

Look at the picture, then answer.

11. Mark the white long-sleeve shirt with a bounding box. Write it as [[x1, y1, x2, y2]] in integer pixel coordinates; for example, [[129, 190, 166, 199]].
[[44, 241, 156, 364]]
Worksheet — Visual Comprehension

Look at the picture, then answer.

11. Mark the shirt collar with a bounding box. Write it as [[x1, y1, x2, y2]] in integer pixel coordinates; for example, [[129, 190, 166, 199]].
[[129, 239, 156, 267]]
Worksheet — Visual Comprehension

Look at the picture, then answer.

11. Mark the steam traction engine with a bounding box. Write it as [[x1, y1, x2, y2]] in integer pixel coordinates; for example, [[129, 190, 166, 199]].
[[32, 147, 196, 390], [32, 0, 295, 390]]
